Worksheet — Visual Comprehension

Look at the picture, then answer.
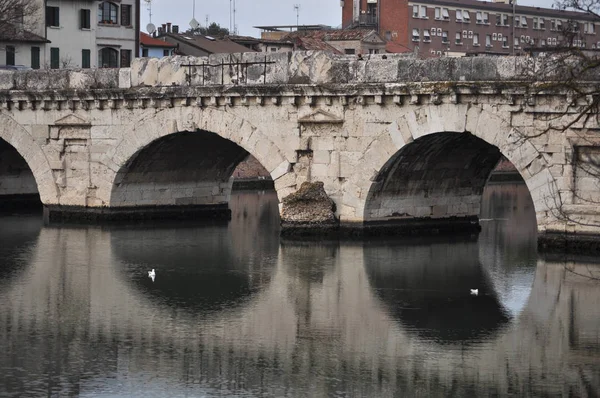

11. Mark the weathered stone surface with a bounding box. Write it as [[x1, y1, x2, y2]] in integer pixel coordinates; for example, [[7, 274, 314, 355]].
[[4, 52, 597, 92], [281, 181, 337, 225]]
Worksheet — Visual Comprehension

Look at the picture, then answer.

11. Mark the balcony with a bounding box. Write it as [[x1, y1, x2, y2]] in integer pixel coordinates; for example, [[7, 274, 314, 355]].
[[357, 14, 378, 27]]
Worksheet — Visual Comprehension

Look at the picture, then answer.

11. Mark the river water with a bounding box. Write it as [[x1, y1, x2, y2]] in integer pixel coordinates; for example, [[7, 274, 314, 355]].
[[0, 183, 599, 397]]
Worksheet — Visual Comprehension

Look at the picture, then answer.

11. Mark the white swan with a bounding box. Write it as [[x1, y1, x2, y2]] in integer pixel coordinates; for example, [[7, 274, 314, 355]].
[[148, 269, 155, 282], [470, 289, 478, 296]]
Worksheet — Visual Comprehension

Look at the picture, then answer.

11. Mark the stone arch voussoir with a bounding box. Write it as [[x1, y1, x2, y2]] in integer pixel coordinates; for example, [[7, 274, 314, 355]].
[[355, 103, 559, 227], [0, 114, 59, 204], [106, 107, 292, 205]]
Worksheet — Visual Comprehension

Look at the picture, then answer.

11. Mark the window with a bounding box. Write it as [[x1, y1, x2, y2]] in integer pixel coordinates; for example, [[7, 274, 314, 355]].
[[423, 29, 431, 41], [492, 33, 497, 41], [533, 17, 545, 30], [476, 11, 482, 23], [436, 28, 442, 35], [46, 6, 59, 27], [502, 36, 509, 48], [345, 48, 355, 54], [5, 45, 15, 66], [142, 48, 149, 57], [369, 49, 379, 54], [455, 32, 462, 44], [442, 8, 449, 20], [541, 39, 546, 46], [412, 28, 420, 41], [482, 12, 489, 24], [80, 9, 91, 29], [486, 34, 492, 47], [269, 48, 277, 52], [413, 5, 418, 18], [521, 16, 528, 27], [514, 16, 520, 27], [121, 4, 132, 26], [164, 49, 171, 56], [82, 49, 90, 68], [120, 49, 131, 67], [462, 30, 467, 38], [435, 7, 441, 20], [468, 30, 473, 39], [98, 2, 118, 24], [551, 19, 556, 31], [456, 10, 463, 22], [99, 47, 118, 67], [514, 37, 520, 47], [31, 47, 40, 69], [584, 22, 595, 34], [50, 47, 59, 69], [498, 33, 503, 41], [473, 33, 479, 45], [496, 13, 508, 26], [441, 30, 448, 43], [430, 28, 436, 36], [420, 5, 427, 18], [463, 10, 470, 21]]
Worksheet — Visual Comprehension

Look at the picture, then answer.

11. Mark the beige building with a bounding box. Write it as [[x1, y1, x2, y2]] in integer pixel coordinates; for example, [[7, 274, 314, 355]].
[[45, 0, 140, 68], [1, 0, 140, 69]]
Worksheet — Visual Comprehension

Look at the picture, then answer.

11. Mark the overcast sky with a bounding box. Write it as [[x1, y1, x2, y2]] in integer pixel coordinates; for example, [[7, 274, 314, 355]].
[[141, 0, 554, 37]]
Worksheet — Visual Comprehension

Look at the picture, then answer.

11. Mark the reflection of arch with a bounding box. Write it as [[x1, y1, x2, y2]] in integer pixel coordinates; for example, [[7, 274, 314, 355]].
[[353, 104, 555, 229], [0, 114, 58, 204], [364, 237, 511, 344], [102, 108, 291, 206]]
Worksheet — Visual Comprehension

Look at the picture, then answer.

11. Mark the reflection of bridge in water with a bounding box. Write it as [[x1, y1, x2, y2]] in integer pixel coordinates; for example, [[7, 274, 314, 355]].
[[0, 217, 598, 395]]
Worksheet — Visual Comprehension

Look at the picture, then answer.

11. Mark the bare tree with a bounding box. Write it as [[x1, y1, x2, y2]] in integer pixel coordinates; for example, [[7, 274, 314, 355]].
[[518, 0, 600, 249], [0, 0, 41, 38]]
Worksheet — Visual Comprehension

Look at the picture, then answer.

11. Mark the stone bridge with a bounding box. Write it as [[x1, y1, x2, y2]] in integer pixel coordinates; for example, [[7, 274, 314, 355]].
[[0, 52, 599, 248]]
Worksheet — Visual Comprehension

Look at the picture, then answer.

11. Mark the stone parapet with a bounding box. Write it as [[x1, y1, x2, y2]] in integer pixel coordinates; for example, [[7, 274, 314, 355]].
[[1, 52, 599, 93]]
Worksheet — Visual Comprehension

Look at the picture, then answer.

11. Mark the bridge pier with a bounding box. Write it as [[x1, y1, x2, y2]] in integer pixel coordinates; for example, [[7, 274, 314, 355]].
[[43, 203, 231, 223]]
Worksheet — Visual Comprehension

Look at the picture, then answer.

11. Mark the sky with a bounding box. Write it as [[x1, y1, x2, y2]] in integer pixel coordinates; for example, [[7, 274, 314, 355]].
[[141, 0, 554, 38]]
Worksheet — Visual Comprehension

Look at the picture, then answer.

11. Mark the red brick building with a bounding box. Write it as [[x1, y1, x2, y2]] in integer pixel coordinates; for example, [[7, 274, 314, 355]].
[[341, 0, 599, 57]]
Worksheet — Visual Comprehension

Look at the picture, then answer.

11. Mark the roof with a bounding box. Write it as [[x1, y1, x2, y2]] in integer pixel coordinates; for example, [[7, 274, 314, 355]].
[[385, 42, 413, 53], [161, 33, 256, 54], [412, 0, 600, 21], [290, 36, 343, 53], [254, 24, 332, 32], [140, 32, 177, 48], [0, 26, 48, 43], [285, 29, 384, 43], [227, 35, 293, 46]]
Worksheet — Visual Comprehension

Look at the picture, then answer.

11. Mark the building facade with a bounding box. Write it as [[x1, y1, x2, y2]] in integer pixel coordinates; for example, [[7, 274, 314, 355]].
[[140, 33, 176, 58], [0, 32, 48, 69], [44, 0, 140, 68], [341, 0, 599, 57]]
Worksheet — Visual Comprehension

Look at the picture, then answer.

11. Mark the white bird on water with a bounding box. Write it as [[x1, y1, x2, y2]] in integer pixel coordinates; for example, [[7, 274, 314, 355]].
[[470, 289, 478, 296], [148, 269, 156, 282]]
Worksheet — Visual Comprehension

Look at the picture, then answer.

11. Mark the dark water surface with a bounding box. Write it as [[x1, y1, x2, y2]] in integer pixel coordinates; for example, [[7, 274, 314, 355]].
[[1, 185, 599, 397]]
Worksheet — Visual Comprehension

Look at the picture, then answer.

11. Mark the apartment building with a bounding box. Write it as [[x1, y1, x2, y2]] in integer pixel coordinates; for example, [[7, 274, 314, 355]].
[[45, 0, 140, 68], [341, 0, 599, 57]]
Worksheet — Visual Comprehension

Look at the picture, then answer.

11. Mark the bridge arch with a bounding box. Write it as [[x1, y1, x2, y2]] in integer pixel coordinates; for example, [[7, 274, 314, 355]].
[[103, 107, 293, 210], [358, 104, 557, 231], [0, 114, 59, 205]]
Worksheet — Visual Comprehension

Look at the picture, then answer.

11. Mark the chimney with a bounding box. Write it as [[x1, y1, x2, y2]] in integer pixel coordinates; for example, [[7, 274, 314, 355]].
[[158, 26, 164, 35], [166, 22, 172, 33], [172, 25, 179, 34], [162, 24, 167, 34]]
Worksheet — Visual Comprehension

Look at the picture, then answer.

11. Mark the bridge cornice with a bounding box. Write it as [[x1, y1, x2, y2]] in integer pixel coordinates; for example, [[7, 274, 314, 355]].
[[0, 82, 594, 112]]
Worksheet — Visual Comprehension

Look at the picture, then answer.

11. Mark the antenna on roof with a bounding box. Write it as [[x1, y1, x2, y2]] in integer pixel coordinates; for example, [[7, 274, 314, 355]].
[[294, 4, 301, 28], [144, 0, 153, 23]]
